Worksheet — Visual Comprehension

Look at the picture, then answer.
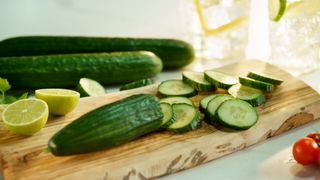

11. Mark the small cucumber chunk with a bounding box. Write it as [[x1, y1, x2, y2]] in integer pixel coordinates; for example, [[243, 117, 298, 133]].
[[158, 80, 197, 97], [239, 76, 274, 92], [167, 103, 201, 133], [247, 71, 283, 85], [228, 84, 265, 107], [215, 99, 258, 130], [120, 78, 153, 91], [160, 96, 194, 106], [182, 71, 216, 91], [77, 78, 106, 97], [159, 103, 176, 129], [204, 70, 237, 89], [206, 94, 234, 124]]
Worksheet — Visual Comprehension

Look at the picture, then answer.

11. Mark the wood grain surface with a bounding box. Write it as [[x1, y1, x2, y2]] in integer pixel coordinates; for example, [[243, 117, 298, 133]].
[[1, 60, 320, 180]]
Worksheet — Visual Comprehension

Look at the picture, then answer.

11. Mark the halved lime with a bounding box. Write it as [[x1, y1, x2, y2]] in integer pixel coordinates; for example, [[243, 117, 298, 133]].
[[2, 99, 49, 136], [76, 78, 106, 97], [0, 104, 8, 120], [269, 0, 287, 21], [35, 89, 80, 115]]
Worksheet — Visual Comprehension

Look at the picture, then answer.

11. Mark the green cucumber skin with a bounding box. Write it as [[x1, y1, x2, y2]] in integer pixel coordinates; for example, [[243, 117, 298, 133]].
[[48, 94, 163, 156], [0, 51, 162, 88], [120, 78, 153, 91], [247, 72, 283, 85], [204, 72, 237, 89], [182, 75, 216, 92], [239, 76, 274, 92], [0, 36, 195, 69]]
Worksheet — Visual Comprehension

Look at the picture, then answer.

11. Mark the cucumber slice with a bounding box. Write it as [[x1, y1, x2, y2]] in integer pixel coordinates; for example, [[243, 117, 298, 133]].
[[167, 103, 201, 133], [206, 94, 234, 124], [77, 78, 106, 97], [159, 103, 176, 129], [182, 71, 215, 91], [215, 99, 258, 130], [239, 76, 274, 92], [228, 84, 266, 107], [247, 71, 283, 85], [158, 80, 197, 97], [119, 78, 153, 91], [199, 94, 218, 113], [204, 70, 238, 89], [160, 96, 194, 106]]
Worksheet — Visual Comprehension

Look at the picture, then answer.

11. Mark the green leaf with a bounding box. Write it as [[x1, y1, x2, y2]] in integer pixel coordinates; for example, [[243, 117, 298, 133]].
[[0, 92, 29, 104], [0, 77, 11, 94]]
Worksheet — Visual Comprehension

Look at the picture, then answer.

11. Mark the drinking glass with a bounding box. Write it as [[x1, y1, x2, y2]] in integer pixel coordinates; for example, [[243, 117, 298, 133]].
[[269, 0, 320, 76], [181, 0, 251, 63]]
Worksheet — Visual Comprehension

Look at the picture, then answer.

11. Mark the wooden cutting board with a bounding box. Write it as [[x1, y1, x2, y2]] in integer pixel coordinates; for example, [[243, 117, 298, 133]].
[[1, 60, 320, 180]]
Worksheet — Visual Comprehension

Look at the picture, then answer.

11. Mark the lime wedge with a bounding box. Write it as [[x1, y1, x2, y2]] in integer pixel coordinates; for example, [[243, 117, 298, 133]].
[[77, 78, 106, 97], [2, 99, 49, 136], [269, 0, 287, 21], [35, 89, 80, 115]]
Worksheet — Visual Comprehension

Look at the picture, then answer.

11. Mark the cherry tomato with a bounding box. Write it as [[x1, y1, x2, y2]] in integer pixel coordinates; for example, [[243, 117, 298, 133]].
[[315, 148, 320, 165], [292, 137, 318, 165], [307, 132, 320, 146]]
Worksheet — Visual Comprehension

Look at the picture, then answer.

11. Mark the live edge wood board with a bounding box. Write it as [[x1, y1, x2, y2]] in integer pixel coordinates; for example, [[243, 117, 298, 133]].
[[1, 60, 320, 180]]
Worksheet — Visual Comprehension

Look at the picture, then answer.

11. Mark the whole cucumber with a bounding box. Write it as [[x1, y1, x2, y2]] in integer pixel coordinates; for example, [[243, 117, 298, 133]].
[[0, 36, 195, 69], [48, 94, 163, 156], [0, 51, 162, 88]]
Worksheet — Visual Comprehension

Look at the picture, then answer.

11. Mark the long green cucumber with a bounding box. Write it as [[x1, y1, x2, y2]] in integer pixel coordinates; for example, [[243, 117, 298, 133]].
[[48, 94, 163, 156], [0, 51, 162, 88], [0, 36, 195, 69]]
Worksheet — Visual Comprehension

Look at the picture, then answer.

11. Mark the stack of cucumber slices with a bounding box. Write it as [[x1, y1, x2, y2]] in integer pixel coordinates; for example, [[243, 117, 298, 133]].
[[157, 70, 283, 133]]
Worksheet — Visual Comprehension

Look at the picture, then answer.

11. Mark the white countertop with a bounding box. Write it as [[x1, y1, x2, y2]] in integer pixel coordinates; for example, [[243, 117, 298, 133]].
[[1, 0, 320, 179]]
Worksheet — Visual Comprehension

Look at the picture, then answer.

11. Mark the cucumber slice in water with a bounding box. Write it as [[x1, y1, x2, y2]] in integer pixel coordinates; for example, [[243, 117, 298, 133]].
[[182, 71, 215, 91], [228, 84, 266, 107], [158, 80, 197, 97], [167, 103, 201, 133], [204, 70, 237, 89], [215, 99, 258, 130]]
